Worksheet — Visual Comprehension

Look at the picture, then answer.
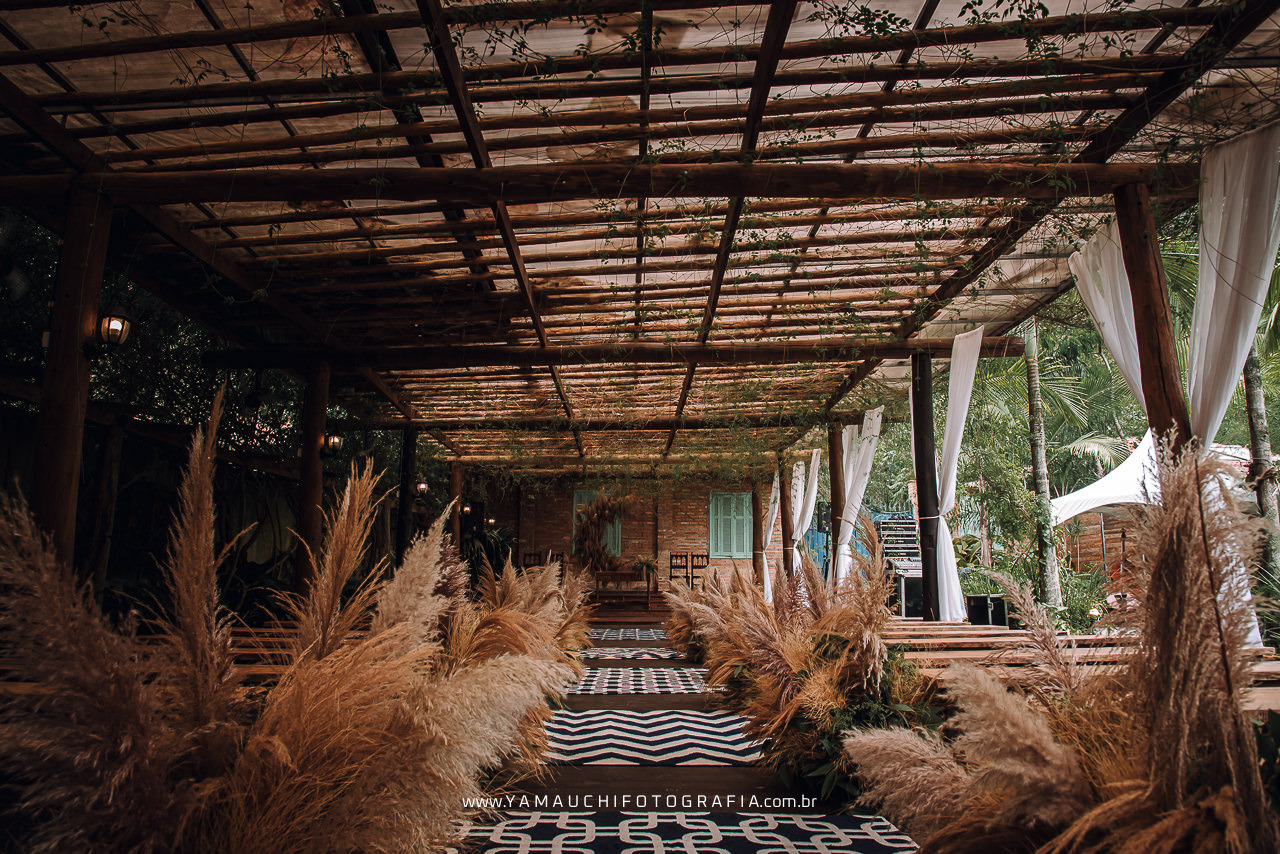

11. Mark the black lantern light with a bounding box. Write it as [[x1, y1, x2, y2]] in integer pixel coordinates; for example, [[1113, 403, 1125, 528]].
[[97, 307, 132, 347]]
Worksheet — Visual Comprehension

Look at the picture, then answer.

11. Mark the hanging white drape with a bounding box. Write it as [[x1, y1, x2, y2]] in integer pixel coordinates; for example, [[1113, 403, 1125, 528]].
[[790, 448, 821, 573], [1189, 121, 1280, 447], [835, 406, 884, 581], [762, 474, 780, 602], [1068, 218, 1146, 411], [934, 327, 985, 621], [1190, 123, 1280, 647]]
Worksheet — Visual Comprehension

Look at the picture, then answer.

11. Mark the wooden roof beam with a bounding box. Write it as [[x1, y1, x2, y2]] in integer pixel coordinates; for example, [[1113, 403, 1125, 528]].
[[38, 55, 1197, 115], [1, 162, 1200, 205], [94, 73, 1146, 167], [207, 337, 1024, 371], [0, 5, 1228, 78], [416, 0, 581, 456]]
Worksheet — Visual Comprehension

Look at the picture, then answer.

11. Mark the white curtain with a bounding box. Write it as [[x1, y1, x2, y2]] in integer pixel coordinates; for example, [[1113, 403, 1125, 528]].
[[834, 406, 884, 581], [1188, 121, 1280, 447], [935, 327, 985, 621], [790, 448, 822, 573], [1068, 218, 1146, 410], [762, 474, 780, 602], [1190, 122, 1280, 646]]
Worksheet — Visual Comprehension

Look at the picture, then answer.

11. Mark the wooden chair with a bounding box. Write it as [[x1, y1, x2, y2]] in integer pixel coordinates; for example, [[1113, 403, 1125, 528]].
[[522, 552, 540, 568], [690, 553, 710, 590], [669, 553, 689, 586]]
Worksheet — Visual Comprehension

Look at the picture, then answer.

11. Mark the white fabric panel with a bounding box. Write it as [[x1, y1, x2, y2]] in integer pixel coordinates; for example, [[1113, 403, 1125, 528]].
[[1068, 219, 1146, 411], [762, 473, 779, 602], [835, 407, 884, 581], [1190, 123, 1280, 647], [936, 327, 985, 621], [1188, 121, 1280, 447], [790, 448, 822, 573]]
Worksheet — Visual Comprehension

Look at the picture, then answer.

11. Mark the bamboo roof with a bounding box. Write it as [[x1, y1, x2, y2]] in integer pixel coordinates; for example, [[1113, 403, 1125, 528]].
[[1, 0, 1278, 469]]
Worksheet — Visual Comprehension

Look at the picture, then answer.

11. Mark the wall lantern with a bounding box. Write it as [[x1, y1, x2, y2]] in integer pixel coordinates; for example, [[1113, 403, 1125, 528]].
[[97, 307, 132, 347], [462, 502, 472, 514], [416, 481, 430, 494], [324, 434, 344, 453], [486, 517, 496, 526]]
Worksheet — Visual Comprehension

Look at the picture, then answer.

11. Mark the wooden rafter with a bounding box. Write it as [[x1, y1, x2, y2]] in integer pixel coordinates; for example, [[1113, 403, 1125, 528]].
[[0, 162, 1198, 206], [416, 0, 582, 456]]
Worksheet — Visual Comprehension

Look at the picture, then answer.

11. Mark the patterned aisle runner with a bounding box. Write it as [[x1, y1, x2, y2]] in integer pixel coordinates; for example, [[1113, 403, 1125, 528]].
[[566, 667, 709, 695], [466, 811, 917, 853], [588, 627, 669, 642], [581, 646, 683, 660], [463, 623, 918, 853], [545, 710, 761, 765]]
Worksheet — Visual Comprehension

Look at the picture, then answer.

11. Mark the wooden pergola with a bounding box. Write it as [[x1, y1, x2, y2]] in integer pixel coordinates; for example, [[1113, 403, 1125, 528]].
[[2, 0, 1278, 596]]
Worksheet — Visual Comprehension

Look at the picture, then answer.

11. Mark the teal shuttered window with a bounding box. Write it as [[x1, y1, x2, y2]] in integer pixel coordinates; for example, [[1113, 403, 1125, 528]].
[[709, 492, 752, 559]]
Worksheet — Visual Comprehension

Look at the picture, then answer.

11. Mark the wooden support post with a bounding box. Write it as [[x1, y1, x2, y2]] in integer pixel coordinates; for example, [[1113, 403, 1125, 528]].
[[828, 421, 846, 577], [31, 187, 112, 565], [779, 455, 795, 577], [396, 427, 418, 564], [89, 422, 124, 596], [294, 360, 329, 591], [911, 352, 942, 622], [1113, 182, 1192, 450], [449, 461, 464, 546], [751, 481, 766, 587]]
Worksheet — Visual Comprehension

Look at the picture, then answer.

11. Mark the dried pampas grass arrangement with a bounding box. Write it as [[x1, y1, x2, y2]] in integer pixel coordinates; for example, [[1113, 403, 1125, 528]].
[[665, 530, 929, 800], [0, 403, 574, 853], [845, 437, 1280, 854]]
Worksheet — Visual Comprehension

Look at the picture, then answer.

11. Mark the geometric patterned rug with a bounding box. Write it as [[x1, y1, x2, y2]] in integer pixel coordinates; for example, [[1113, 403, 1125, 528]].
[[567, 667, 710, 695], [464, 811, 918, 853], [545, 710, 761, 765], [582, 647, 685, 660], [588, 628, 669, 641]]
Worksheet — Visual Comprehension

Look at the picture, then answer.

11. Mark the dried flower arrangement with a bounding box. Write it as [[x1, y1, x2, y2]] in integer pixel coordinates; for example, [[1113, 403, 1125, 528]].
[[845, 441, 1279, 854], [0, 401, 579, 853], [570, 491, 628, 573], [665, 532, 934, 800]]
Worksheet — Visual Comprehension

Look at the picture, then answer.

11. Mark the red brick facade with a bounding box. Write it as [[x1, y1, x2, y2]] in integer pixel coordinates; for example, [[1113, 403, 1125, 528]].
[[491, 478, 785, 590]]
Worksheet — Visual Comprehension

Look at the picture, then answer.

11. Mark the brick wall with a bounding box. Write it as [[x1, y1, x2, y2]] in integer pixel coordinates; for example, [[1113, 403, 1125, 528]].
[[508, 478, 785, 590]]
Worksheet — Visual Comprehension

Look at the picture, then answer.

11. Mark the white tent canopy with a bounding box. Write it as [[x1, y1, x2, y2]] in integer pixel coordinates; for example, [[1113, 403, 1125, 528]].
[[1050, 431, 1160, 526]]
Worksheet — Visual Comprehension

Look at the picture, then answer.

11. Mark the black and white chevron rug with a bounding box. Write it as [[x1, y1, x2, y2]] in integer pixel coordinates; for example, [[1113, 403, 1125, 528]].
[[545, 710, 760, 765], [567, 667, 709, 695], [464, 811, 917, 853], [588, 627, 669, 641], [582, 646, 684, 660]]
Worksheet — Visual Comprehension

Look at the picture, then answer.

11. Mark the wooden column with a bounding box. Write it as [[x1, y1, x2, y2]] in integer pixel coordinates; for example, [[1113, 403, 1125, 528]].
[[294, 360, 329, 591], [89, 422, 124, 595], [396, 427, 417, 564], [449, 461, 464, 545], [911, 352, 941, 622], [31, 187, 112, 564], [778, 455, 795, 577], [1113, 182, 1192, 451], [751, 481, 766, 587], [828, 421, 846, 577]]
